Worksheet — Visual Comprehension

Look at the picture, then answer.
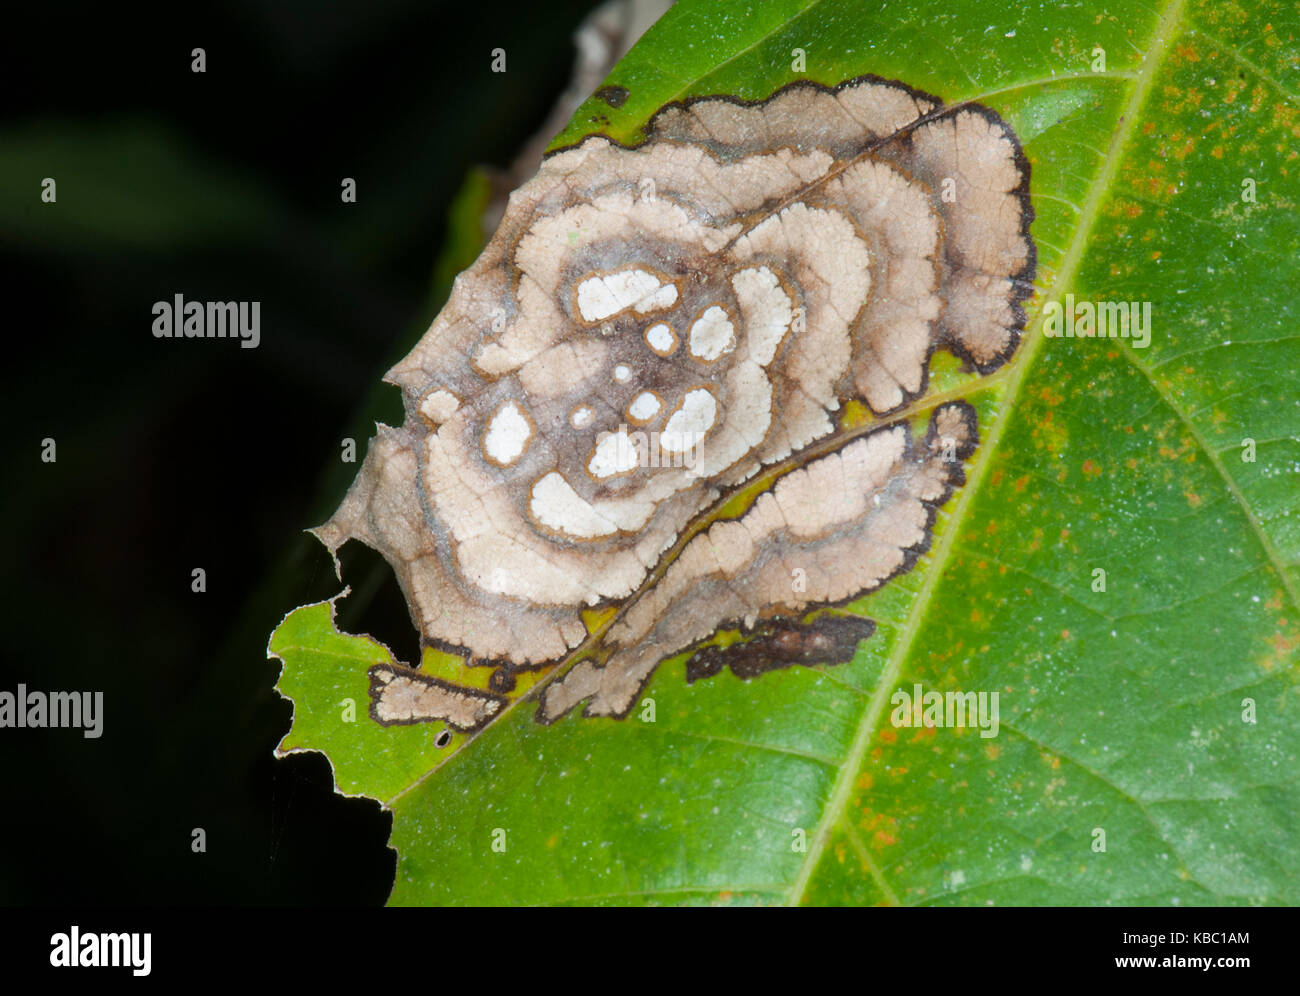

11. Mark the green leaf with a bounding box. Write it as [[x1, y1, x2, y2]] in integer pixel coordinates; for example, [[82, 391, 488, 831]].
[[271, 0, 1300, 905]]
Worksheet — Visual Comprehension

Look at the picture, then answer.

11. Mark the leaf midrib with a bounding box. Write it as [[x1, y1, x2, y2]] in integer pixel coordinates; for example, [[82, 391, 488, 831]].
[[787, 0, 1192, 907]]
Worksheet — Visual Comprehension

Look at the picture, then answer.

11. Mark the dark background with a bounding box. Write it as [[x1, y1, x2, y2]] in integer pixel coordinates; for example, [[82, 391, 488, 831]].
[[2, 0, 603, 904]]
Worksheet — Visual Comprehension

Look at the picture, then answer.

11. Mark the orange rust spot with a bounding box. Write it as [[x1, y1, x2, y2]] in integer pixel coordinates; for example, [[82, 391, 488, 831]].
[[985, 743, 1000, 760], [859, 810, 886, 831], [1013, 474, 1029, 493], [879, 728, 897, 744], [856, 772, 874, 790], [1268, 630, 1297, 658], [873, 830, 898, 848], [970, 608, 983, 623], [1061, 629, 1071, 640], [1082, 458, 1102, 477]]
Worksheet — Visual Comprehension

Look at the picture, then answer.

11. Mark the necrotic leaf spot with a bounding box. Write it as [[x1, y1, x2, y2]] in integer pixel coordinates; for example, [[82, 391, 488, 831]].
[[317, 75, 1034, 726]]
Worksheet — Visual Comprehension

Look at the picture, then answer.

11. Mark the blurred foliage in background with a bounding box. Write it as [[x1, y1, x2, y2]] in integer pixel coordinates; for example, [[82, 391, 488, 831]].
[[0, 0, 603, 904]]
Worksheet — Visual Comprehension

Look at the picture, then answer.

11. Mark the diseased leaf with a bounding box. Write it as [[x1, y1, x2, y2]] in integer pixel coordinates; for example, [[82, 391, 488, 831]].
[[314, 75, 1034, 727], [271, 0, 1300, 906]]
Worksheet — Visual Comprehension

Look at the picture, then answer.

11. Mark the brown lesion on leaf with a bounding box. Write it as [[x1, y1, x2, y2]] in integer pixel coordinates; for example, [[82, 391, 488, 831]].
[[536, 401, 978, 722], [368, 664, 507, 732], [595, 84, 630, 109], [316, 73, 1033, 730], [684, 614, 877, 684]]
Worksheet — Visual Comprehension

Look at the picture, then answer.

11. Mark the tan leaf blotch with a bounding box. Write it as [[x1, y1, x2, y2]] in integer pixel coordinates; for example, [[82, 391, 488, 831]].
[[316, 75, 1034, 724], [368, 666, 506, 731]]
